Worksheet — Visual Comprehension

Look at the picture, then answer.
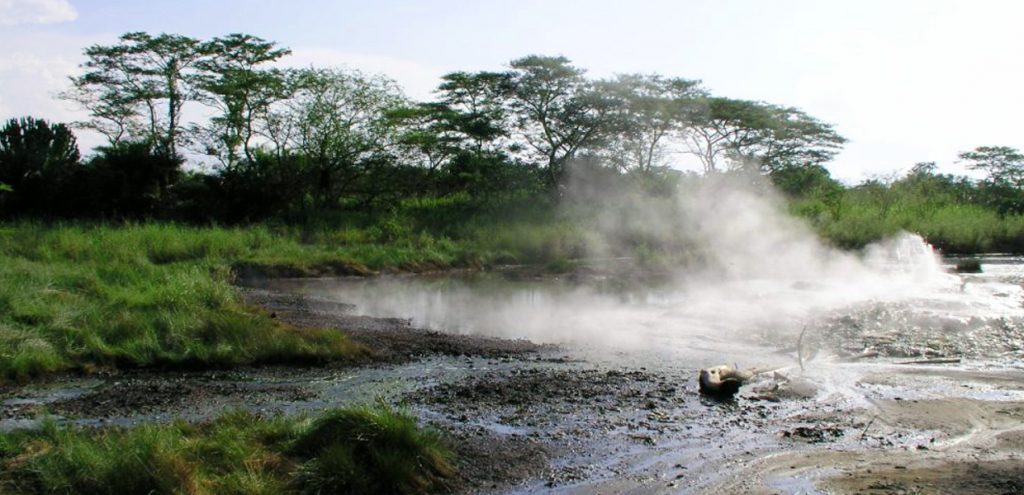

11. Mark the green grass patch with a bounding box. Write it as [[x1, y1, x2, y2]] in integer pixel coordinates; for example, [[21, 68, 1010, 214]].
[[791, 191, 1024, 254], [0, 223, 383, 381], [0, 404, 454, 495], [0, 217, 588, 381]]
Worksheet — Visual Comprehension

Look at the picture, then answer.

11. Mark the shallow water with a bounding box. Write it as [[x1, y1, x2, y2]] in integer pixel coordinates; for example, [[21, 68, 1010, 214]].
[[268, 252, 1024, 368]]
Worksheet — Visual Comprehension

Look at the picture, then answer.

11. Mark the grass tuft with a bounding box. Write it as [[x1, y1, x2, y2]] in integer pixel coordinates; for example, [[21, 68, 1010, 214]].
[[291, 404, 454, 495], [0, 405, 453, 495]]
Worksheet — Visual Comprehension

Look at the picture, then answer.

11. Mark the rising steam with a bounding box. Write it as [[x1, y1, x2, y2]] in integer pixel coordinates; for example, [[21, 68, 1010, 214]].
[[314, 171, 978, 366]]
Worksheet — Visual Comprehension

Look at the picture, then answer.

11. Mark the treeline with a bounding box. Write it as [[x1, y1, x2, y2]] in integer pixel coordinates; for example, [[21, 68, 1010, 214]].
[[3, 31, 1024, 255], [0, 31, 847, 223]]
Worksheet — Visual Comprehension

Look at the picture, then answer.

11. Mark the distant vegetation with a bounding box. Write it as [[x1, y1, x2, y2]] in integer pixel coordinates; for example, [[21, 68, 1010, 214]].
[[1, 31, 845, 223], [781, 158, 1024, 253], [1, 31, 1021, 254]]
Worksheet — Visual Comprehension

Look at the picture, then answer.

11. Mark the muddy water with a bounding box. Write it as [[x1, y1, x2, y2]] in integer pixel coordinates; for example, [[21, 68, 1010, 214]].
[[256, 254, 1024, 494], [261, 254, 1024, 366], [4, 252, 1024, 493]]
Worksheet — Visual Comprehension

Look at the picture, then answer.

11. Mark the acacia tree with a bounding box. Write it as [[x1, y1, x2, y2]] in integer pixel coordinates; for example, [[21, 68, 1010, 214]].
[[390, 71, 513, 176], [685, 98, 775, 173], [193, 33, 291, 167], [505, 55, 612, 187], [65, 32, 203, 154], [389, 102, 464, 175], [685, 98, 844, 173], [436, 71, 514, 153], [742, 106, 845, 173], [268, 68, 406, 207], [959, 145, 1024, 214], [959, 146, 1024, 186], [596, 74, 704, 176]]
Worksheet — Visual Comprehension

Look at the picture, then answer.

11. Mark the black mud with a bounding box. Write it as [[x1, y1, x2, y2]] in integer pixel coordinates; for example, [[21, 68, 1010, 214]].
[[4, 278, 1024, 494]]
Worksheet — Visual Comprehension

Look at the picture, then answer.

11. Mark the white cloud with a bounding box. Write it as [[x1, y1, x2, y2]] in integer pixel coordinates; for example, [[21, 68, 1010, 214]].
[[0, 30, 105, 151], [0, 0, 77, 26]]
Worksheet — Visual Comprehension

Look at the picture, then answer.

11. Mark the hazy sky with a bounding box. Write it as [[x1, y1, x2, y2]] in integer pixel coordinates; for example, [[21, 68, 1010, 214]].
[[1, 0, 1021, 182]]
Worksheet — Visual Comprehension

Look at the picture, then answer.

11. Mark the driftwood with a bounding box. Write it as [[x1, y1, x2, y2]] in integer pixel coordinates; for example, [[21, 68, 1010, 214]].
[[859, 415, 879, 441], [838, 349, 880, 362], [896, 358, 962, 365]]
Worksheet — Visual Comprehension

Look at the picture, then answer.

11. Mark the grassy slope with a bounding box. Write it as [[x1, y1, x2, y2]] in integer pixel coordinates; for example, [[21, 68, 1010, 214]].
[[0, 404, 453, 495], [0, 220, 588, 382], [0, 224, 372, 381]]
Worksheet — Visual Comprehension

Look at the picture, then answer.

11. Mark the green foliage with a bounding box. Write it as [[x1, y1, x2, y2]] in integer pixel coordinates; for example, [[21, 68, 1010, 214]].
[[79, 142, 183, 219], [31, 30, 1024, 257], [278, 67, 407, 209], [0, 406, 453, 495], [596, 73, 705, 175], [67, 32, 205, 154], [959, 145, 1024, 186], [0, 117, 81, 217], [687, 98, 845, 173], [771, 164, 843, 202], [790, 163, 1024, 253], [194, 34, 292, 167], [507, 55, 612, 186], [55, 33, 853, 222], [958, 146, 1024, 214]]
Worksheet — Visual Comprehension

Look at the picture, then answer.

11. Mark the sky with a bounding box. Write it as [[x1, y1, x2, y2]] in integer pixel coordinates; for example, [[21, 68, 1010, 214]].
[[1, 0, 1022, 182]]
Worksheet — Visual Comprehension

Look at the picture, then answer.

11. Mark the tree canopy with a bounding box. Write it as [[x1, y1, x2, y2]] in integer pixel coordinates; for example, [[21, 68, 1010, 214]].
[[0, 31, 855, 220]]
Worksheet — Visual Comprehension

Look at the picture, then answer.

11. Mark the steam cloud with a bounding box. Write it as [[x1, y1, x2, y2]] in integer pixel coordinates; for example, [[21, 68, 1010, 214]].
[[317, 171, 972, 366]]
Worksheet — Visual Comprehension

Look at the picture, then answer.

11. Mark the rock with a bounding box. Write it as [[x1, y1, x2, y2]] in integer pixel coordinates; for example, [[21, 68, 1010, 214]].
[[698, 364, 755, 397], [954, 258, 982, 273]]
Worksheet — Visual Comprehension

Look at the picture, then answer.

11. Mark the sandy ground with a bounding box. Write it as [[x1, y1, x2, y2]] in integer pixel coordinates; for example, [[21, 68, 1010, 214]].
[[2, 281, 1023, 494]]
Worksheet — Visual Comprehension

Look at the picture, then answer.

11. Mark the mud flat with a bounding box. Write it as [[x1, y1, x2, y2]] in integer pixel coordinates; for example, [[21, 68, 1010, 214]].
[[3, 272, 1024, 494], [243, 273, 1024, 494]]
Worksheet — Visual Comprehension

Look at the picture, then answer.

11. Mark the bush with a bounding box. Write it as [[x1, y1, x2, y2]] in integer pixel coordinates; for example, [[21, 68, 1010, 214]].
[[291, 404, 454, 495], [0, 117, 81, 217], [78, 142, 183, 219]]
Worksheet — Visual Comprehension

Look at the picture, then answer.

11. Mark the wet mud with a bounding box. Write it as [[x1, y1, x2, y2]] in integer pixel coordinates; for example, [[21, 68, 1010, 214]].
[[2, 270, 1024, 494]]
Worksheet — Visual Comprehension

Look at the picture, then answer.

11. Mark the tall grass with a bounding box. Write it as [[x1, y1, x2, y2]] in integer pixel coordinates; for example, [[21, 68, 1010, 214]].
[[0, 217, 590, 381], [0, 404, 453, 495], [791, 192, 1024, 253], [0, 224, 377, 381]]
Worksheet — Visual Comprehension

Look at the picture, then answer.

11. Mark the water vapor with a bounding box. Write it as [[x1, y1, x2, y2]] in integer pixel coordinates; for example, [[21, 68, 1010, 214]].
[[311, 169, 996, 369]]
